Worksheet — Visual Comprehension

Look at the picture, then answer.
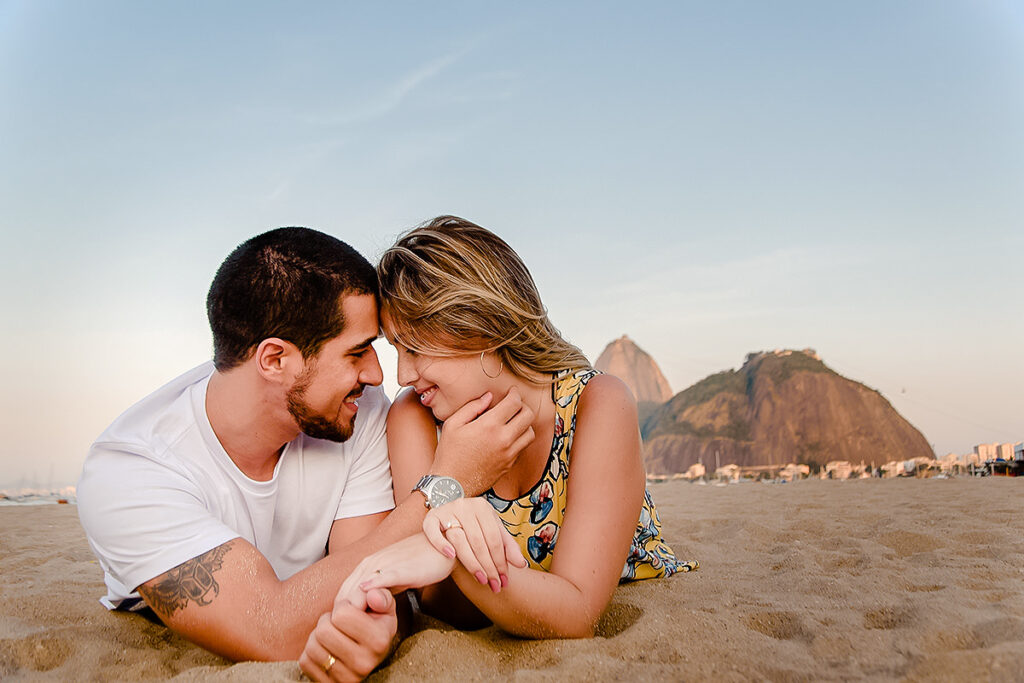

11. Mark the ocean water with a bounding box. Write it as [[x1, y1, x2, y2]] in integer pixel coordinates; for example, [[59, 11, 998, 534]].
[[0, 489, 77, 506]]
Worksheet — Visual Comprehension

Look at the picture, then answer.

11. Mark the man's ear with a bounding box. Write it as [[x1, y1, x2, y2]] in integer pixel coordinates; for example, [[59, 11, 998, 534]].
[[254, 338, 301, 382]]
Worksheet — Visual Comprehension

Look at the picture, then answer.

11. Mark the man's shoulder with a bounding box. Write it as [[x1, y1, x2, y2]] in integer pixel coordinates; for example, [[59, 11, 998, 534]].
[[91, 362, 214, 458]]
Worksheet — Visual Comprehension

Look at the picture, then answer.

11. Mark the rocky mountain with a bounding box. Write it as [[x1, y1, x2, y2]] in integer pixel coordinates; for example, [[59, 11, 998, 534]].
[[595, 335, 673, 404], [641, 349, 933, 474]]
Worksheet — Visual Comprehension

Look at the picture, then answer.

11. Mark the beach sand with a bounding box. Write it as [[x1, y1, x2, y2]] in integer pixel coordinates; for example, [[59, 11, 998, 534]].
[[1, 477, 1022, 681]]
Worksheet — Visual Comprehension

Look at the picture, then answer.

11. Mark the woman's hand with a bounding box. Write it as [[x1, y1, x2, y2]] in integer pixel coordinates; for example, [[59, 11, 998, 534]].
[[432, 388, 536, 496], [335, 533, 456, 607], [421, 497, 528, 593]]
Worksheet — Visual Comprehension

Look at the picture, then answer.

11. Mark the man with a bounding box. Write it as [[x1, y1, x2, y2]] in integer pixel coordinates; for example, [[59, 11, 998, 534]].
[[77, 227, 531, 675]]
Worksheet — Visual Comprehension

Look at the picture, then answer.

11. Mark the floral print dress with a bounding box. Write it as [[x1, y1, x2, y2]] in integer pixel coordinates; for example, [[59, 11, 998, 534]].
[[484, 369, 698, 580]]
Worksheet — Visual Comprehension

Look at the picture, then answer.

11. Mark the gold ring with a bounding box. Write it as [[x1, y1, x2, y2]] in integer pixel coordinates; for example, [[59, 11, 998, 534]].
[[445, 519, 462, 530], [323, 654, 336, 673], [374, 568, 383, 575]]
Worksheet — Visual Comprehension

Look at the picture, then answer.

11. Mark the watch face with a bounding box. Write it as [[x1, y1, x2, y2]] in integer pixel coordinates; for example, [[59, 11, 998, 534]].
[[428, 476, 464, 507]]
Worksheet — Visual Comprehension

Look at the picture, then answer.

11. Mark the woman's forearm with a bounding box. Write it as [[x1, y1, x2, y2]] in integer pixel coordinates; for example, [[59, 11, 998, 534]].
[[450, 564, 611, 639]]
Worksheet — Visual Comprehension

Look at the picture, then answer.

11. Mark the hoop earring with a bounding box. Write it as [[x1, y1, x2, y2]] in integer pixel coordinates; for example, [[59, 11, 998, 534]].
[[480, 351, 503, 379]]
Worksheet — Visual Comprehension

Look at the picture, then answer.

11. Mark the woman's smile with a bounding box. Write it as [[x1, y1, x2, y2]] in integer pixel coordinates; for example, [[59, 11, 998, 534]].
[[417, 385, 438, 407]]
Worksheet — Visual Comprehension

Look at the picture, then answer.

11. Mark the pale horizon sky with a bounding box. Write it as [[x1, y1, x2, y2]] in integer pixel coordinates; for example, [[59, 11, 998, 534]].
[[2, 1, 1022, 489]]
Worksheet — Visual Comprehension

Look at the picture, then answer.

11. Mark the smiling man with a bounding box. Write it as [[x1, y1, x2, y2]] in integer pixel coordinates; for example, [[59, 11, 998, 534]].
[[76, 227, 531, 673]]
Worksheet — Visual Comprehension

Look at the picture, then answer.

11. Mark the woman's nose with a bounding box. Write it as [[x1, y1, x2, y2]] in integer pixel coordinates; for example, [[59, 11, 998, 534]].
[[396, 353, 418, 386]]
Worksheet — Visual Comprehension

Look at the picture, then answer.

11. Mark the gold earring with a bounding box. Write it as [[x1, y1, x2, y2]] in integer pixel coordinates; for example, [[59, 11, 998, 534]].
[[480, 351, 503, 379]]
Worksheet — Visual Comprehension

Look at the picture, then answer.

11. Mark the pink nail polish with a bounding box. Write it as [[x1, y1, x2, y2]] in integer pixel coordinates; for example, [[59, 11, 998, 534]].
[[489, 578, 500, 593], [500, 574, 508, 587], [475, 571, 487, 585], [443, 547, 456, 559]]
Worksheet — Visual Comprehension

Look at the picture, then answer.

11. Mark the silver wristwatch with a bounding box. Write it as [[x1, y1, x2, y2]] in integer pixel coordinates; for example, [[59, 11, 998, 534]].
[[413, 474, 464, 509]]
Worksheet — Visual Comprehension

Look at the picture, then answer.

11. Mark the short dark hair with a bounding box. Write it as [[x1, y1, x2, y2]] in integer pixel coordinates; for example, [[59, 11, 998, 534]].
[[207, 227, 378, 371]]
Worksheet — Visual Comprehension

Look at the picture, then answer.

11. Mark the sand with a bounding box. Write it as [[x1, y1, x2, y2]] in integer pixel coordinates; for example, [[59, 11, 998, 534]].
[[1, 477, 1022, 682]]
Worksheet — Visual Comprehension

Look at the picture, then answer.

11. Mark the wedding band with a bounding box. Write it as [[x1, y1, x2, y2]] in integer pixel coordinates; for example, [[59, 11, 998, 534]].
[[445, 519, 462, 530], [374, 568, 383, 575], [322, 654, 336, 673]]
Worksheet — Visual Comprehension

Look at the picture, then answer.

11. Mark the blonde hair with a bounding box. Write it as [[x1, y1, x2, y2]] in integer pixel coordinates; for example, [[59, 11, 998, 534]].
[[377, 216, 591, 382]]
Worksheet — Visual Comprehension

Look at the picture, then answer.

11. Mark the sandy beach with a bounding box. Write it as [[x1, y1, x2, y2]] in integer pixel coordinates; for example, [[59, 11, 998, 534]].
[[1, 477, 1022, 682]]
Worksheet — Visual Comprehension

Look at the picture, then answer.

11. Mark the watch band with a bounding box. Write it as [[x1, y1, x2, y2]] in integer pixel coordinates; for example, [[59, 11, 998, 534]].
[[413, 474, 464, 509]]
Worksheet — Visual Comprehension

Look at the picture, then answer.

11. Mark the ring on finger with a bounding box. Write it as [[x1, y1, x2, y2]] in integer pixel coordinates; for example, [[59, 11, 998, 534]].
[[323, 654, 336, 673], [445, 519, 462, 530]]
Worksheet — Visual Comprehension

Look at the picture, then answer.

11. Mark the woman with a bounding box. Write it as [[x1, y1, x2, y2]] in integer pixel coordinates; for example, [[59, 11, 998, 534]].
[[343, 216, 695, 639]]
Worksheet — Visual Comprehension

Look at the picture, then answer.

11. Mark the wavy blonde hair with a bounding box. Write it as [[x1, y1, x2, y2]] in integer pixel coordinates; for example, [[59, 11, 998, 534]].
[[377, 216, 591, 382]]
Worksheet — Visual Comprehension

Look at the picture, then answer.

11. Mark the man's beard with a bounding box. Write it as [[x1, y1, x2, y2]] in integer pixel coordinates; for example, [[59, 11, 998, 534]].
[[286, 364, 358, 443]]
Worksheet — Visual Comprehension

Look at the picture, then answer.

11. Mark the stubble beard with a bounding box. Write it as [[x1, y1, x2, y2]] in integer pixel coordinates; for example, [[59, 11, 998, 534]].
[[286, 363, 357, 443]]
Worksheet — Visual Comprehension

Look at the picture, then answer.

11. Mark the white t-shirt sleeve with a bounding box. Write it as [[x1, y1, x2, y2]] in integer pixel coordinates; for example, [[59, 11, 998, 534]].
[[77, 444, 240, 599], [335, 385, 395, 520]]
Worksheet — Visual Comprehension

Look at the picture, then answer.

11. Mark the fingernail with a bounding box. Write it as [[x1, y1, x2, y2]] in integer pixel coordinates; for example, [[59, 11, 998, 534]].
[[359, 581, 371, 590], [489, 578, 500, 593], [443, 546, 456, 559], [500, 574, 508, 587], [475, 571, 487, 585]]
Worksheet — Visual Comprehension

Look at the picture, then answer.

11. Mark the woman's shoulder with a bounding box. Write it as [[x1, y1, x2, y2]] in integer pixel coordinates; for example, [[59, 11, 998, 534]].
[[576, 373, 638, 420], [387, 387, 436, 429]]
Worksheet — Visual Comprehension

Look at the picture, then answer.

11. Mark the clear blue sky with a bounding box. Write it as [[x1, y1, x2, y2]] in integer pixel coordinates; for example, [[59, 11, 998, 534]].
[[2, 1, 1021, 489]]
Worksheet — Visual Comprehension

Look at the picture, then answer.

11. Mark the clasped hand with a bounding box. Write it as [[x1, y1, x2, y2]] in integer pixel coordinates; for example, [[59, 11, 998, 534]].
[[338, 497, 527, 604]]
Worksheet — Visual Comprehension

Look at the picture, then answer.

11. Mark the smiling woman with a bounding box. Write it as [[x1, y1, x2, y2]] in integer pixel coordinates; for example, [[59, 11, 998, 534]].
[[317, 216, 698, 649]]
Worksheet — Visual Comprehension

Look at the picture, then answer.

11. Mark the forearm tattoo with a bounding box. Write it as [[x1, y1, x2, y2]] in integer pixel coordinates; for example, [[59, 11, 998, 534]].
[[138, 543, 232, 618]]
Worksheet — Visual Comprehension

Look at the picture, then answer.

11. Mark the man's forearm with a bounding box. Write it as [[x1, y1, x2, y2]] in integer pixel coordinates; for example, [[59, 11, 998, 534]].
[[253, 495, 432, 658]]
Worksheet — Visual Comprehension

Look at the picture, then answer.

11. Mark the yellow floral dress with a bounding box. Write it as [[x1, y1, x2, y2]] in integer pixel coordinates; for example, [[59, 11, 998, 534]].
[[484, 369, 698, 580]]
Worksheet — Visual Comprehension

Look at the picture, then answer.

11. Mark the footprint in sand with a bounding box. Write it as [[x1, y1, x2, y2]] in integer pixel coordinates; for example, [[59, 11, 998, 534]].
[[877, 530, 943, 558], [744, 611, 810, 641], [971, 617, 1024, 647], [863, 606, 915, 630], [594, 603, 643, 638], [0, 635, 73, 673]]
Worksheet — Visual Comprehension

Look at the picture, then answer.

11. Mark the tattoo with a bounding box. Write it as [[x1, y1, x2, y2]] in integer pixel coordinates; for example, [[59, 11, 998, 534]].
[[138, 543, 232, 618]]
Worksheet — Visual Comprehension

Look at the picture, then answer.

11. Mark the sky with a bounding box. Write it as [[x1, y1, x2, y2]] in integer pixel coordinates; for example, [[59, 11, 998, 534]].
[[1, 1, 1021, 489]]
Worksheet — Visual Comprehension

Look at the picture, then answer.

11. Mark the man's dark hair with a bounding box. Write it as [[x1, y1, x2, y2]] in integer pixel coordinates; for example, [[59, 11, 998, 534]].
[[207, 227, 378, 371]]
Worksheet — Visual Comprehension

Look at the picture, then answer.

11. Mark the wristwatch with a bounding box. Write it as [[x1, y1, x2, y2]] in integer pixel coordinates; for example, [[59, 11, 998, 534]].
[[412, 474, 464, 509]]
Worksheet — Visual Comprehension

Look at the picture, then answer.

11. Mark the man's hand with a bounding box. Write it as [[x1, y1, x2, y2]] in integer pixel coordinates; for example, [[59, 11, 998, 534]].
[[432, 387, 535, 496], [298, 589, 397, 682]]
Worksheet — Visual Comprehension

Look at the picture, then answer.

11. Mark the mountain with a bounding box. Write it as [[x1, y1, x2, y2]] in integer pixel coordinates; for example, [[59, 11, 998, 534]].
[[641, 349, 933, 474], [595, 335, 673, 404]]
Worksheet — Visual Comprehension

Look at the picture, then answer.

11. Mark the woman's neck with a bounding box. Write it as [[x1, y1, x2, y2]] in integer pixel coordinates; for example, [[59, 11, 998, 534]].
[[489, 375, 557, 500]]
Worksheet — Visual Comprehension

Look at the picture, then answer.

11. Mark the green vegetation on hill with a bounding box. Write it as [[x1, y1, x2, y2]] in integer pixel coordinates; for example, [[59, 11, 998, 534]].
[[641, 369, 750, 441], [640, 348, 934, 473], [670, 369, 745, 411], [642, 350, 832, 442], [746, 351, 832, 385]]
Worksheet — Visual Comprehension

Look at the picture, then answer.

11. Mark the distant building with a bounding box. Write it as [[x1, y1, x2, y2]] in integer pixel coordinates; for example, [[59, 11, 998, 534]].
[[824, 461, 853, 480], [715, 464, 741, 481], [881, 461, 902, 478], [996, 443, 1014, 460], [974, 443, 998, 460], [779, 463, 810, 481], [1015, 442, 1023, 461], [683, 463, 706, 480]]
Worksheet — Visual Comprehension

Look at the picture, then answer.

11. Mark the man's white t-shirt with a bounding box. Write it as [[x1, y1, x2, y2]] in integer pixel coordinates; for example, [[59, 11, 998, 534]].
[[77, 362, 395, 609]]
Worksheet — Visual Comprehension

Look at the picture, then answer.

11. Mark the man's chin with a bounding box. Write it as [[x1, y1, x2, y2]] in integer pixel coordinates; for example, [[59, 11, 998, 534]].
[[304, 424, 353, 442], [295, 415, 354, 443]]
